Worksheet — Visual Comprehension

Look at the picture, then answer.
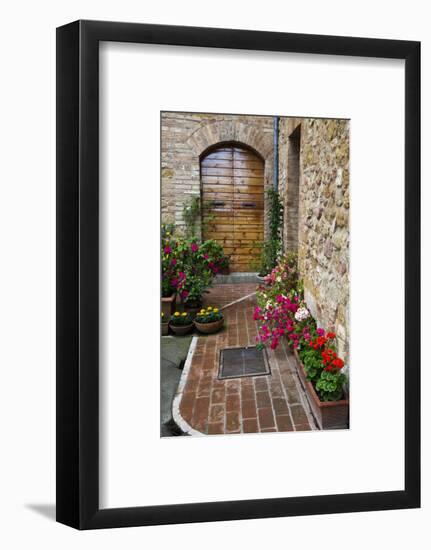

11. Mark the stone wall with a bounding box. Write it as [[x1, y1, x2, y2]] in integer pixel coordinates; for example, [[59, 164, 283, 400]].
[[161, 112, 275, 237], [279, 117, 350, 365]]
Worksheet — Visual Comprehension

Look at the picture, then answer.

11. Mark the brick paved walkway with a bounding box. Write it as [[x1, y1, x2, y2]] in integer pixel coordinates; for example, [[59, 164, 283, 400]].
[[202, 282, 256, 309], [174, 284, 316, 435]]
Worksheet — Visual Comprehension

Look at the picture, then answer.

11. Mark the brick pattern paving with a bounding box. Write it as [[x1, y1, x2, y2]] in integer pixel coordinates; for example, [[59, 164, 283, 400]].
[[178, 285, 315, 435], [203, 282, 256, 309]]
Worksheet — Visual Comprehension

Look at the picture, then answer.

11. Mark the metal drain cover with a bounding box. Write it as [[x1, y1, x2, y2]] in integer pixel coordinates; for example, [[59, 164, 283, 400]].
[[219, 346, 270, 379]]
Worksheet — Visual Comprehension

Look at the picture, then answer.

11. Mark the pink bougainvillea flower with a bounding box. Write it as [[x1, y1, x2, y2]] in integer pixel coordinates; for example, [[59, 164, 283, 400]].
[[180, 290, 189, 299], [170, 258, 177, 266], [253, 306, 262, 321], [190, 243, 199, 253], [163, 246, 172, 255], [203, 253, 209, 260], [316, 328, 325, 337]]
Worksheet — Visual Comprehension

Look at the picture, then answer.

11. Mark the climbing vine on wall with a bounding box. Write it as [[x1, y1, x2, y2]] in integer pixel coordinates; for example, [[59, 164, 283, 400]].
[[182, 196, 201, 238], [259, 188, 283, 275]]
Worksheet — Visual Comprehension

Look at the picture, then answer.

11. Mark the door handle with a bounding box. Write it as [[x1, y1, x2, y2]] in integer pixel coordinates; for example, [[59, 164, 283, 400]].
[[241, 202, 256, 208], [212, 201, 225, 207]]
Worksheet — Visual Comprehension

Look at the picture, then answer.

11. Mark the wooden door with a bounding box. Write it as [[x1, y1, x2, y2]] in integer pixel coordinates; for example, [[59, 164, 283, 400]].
[[201, 145, 264, 272]]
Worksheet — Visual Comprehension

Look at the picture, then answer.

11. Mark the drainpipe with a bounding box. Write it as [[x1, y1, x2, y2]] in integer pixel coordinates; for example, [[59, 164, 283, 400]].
[[273, 116, 279, 191]]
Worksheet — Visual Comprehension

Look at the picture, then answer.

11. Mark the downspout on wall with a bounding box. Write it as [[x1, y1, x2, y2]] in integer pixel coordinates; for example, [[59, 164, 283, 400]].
[[273, 116, 279, 191]]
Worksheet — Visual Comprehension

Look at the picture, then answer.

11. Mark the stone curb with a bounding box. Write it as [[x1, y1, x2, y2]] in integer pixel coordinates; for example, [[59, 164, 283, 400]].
[[172, 336, 204, 436]]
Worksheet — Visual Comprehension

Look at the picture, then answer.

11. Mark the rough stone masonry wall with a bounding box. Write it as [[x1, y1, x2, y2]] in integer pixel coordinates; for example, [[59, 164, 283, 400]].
[[161, 112, 275, 237], [279, 118, 350, 366]]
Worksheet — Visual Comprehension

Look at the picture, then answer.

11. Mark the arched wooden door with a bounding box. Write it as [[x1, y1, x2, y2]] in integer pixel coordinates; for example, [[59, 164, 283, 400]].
[[201, 144, 264, 272]]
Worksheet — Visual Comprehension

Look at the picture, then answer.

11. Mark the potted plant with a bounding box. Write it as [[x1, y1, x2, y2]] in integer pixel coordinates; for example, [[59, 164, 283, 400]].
[[194, 306, 224, 334], [293, 339, 349, 430], [180, 273, 209, 316], [290, 323, 349, 430], [169, 311, 194, 336], [161, 312, 169, 336], [161, 280, 176, 318], [161, 226, 177, 316]]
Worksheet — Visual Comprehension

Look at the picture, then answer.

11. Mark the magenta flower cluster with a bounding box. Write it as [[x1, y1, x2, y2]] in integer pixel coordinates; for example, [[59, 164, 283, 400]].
[[253, 294, 301, 350]]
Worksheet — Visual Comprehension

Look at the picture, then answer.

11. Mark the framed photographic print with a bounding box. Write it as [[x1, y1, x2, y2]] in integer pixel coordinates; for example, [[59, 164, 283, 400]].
[[56, 20, 420, 529]]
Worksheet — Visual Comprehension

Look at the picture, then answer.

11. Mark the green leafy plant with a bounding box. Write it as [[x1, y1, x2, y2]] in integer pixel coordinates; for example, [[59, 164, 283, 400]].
[[201, 200, 216, 235], [299, 347, 324, 383], [194, 306, 223, 324], [180, 273, 209, 306], [251, 189, 283, 275], [266, 188, 284, 270], [182, 196, 201, 238], [316, 370, 347, 401], [170, 311, 193, 326]]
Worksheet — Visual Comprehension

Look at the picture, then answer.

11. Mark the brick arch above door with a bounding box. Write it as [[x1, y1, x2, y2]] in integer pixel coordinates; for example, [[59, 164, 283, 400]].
[[186, 120, 274, 245], [161, 114, 274, 240], [186, 120, 273, 160]]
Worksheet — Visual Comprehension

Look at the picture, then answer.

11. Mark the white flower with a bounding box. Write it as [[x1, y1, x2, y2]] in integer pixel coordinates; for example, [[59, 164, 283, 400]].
[[294, 307, 310, 322], [276, 276, 282, 282]]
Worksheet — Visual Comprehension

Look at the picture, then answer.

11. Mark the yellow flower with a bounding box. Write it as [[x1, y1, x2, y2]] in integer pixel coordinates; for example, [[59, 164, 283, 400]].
[[213, 308, 219, 313], [161, 312, 164, 317], [181, 312, 187, 317], [207, 306, 212, 311], [200, 309, 205, 314], [174, 312, 180, 317], [166, 232, 170, 236]]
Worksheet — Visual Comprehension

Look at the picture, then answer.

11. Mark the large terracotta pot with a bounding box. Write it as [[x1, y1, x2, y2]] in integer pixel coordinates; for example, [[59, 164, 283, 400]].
[[169, 323, 194, 336], [161, 293, 176, 317], [293, 349, 349, 430], [194, 317, 224, 334]]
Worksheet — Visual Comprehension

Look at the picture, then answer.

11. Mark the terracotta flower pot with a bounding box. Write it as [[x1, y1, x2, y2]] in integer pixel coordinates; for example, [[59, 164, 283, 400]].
[[194, 317, 224, 334], [161, 293, 176, 317], [169, 323, 194, 336], [161, 322, 169, 336], [293, 349, 349, 430]]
